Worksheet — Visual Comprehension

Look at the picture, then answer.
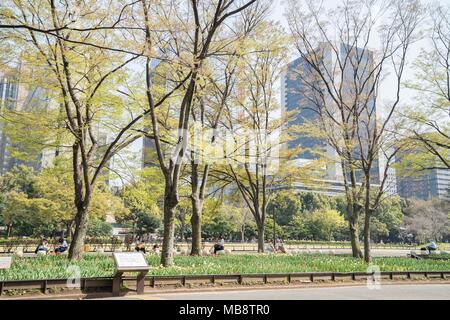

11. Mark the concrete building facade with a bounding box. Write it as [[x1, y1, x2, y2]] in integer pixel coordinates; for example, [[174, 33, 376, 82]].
[[397, 168, 450, 201]]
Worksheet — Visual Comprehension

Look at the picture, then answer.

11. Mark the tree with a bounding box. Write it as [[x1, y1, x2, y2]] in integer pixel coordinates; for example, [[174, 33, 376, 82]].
[[87, 219, 113, 238], [188, 48, 241, 255], [285, 215, 308, 240], [175, 199, 191, 242], [286, 0, 421, 261], [119, 167, 164, 240], [369, 196, 404, 242], [0, 164, 128, 238], [186, 1, 276, 252], [214, 21, 312, 252], [303, 209, 347, 241], [267, 190, 302, 226], [138, 0, 262, 266], [299, 192, 336, 213], [264, 216, 286, 241], [202, 201, 242, 240], [0, 165, 38, 237], [403, 198, 450, 243], [2, 191, 61, 237], [0, 1, 172, 259], [403, 4, 450, 170], [134, 212, 160, 239]]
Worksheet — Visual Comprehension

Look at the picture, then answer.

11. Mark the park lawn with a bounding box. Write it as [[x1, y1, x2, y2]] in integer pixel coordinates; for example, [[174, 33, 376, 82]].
[[1, 254, 450, 281]]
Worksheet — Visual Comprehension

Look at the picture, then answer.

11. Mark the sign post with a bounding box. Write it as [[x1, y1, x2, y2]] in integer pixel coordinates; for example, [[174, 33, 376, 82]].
[[0, 257, 12, 270], [112, 252, 149, 296]]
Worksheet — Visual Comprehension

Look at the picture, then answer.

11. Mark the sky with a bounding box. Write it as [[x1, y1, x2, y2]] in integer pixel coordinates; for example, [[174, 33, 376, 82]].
[[271, 0, 287, 23]]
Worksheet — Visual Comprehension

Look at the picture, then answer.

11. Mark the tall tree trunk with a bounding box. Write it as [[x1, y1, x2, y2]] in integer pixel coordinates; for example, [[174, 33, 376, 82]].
[[68, 207, 89, 260], [257, 224, 265, 253], [179, 214, 185, 242], [70, 222, 75, 240], [190, 162, 208, 256], [68, 143, 91, 261], [341, 160, 363, 259], [363, 213, 371, 263], [161, 192, 178, 267], [190, 197, 203, 255], [349, 216, 363, 259], [6, 223, 12, 238], [64, 222, 71, 239], [363, 179, 372, 263]]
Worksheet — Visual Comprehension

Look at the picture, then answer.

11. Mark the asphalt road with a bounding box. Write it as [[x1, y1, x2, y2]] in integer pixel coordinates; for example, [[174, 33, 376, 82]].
[[107, 284, 450, 300]]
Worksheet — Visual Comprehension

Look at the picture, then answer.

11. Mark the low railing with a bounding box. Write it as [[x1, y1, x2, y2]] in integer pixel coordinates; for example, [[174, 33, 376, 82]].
[[1, 271, 449, 297]]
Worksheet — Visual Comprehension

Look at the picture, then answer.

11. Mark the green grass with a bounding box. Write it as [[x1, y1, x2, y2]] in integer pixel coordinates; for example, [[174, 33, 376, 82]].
[[423, 253, 450, 260], [1, 253, 450, 281]]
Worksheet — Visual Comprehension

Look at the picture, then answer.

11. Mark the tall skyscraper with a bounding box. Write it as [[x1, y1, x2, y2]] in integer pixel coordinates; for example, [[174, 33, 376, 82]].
[[281, 43, 396, 195]]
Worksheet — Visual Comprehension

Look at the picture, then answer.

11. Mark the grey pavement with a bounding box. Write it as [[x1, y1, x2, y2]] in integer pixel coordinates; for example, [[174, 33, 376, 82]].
[[284, 249, 412, 257], [103, 284, 450, 300]]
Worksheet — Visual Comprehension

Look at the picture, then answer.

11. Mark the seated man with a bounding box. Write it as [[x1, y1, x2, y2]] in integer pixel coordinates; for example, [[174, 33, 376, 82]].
[[54, 238, 68, 254], [426, 241, 438, 254], [213, 237, 225, 255], [275, 238, 287, 253], [277, 243, 287, 254], [265, 243, 276, 253], [35, 239, 49, 255]]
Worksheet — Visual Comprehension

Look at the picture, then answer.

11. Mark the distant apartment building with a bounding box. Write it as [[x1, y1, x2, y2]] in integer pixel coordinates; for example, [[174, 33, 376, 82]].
[[397, 168, 450, 200], [396, 148, 450, 200], [281, 43, 397, 196]]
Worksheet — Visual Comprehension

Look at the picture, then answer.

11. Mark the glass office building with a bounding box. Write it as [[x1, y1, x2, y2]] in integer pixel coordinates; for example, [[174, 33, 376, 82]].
[[281, 43, 395, 194]]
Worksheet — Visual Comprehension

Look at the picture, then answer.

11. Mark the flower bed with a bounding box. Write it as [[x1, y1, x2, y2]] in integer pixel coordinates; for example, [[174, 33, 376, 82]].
[[1, 254, 450, 281]]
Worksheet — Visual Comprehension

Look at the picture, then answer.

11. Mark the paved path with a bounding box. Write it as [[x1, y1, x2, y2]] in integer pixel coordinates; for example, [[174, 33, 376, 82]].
[[103, 284, 450, 300], [283, 249, 412, 257], [0, 249, 412, 258]]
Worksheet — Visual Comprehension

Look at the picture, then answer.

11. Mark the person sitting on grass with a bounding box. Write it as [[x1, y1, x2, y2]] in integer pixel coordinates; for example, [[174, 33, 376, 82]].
[[54, 237, 68, 254], [35, 239, 49, 255]]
